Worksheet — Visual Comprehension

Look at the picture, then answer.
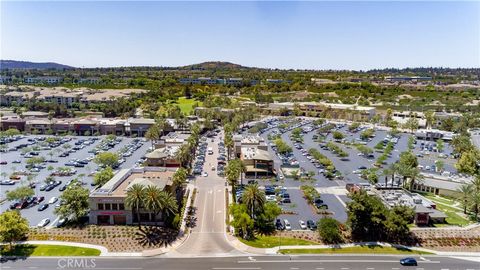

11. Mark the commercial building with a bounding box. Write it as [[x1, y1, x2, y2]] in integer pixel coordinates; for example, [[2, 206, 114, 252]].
[[265, 102, 376, 121], [375, 189, 446, 225], [392, 111, 427, 128], [145, 132, 191, 167], [89, 167, 176, 225], [0, 116, 26, 131], [415, 129, 455, 141], [233, 134, 275, 177], [411, 175, 473, 197]]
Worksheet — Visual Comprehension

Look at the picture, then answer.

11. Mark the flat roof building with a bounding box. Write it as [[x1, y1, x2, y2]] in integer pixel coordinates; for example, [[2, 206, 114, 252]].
[[89, 167, 176, 225]]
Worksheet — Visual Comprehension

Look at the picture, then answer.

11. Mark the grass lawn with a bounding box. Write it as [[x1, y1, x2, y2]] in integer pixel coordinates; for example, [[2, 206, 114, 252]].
[[279, 246, 433, 255], [176, 97, 203, 114], [433, 204, 471, 227], [239, 236, 318, 248], [1, 244, 101, 257]]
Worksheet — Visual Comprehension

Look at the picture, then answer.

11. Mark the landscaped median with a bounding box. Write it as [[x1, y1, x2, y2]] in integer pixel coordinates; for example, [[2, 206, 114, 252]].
[[1, 244, 101, 257], [238, 235, 318, 248], [278, 245, 434, 255]]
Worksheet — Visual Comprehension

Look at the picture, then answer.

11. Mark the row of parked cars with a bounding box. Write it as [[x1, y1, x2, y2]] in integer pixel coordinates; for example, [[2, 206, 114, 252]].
[[275, 218, 317, 231], [193, 140, 209, 175]]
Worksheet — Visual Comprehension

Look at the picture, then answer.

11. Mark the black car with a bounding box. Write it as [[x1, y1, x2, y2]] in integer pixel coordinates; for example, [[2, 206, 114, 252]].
[[306, 220, 317, 230], [275, 219, 285, 230], [59, 185, 67, 191], [45, 184, 55, 191], [316, 203, 328, 209], [38, 204, 49, 211], [400, 257, 417, 266]]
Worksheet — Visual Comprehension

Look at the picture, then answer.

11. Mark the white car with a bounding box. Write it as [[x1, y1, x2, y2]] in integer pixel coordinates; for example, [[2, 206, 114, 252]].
[[37, 218, 50, 227], [284, 219, 292, 230], [299, 220, 307, 230], [48, 197, 58, 204], [266, 195, 277, 202], [202, 172, 208, 177]]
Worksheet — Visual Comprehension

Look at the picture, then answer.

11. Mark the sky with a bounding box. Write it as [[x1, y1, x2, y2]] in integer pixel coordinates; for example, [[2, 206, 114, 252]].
[[1, 1, 479, 70]]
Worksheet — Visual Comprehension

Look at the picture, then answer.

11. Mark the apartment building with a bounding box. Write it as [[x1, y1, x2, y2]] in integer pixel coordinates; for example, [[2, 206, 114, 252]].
[[89, 167, 176, 225]]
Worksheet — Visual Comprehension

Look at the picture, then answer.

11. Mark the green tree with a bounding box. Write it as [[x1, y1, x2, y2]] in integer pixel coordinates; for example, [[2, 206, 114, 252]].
[[242, 183, 266, 219], [93, 167, 114, 186], [0, 211, 29, 249], [318, 217, 343, 244], [172, 167, 188, 196], [457, 184, 472, 214], [332, 131, 345, 141], [55, 185, 89, 222], [6, 186, 34, 202], [94, 152, 119, 168], [229, 203, 254, 239], [455, 150, 480, 176], [125, 183, 146, 228], [436, 139, 444, 153]]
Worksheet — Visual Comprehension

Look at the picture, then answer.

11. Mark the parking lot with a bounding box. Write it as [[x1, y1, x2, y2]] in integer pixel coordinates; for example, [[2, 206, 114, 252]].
[[243, 117, 460, 230], [0, 135, 150, 227]]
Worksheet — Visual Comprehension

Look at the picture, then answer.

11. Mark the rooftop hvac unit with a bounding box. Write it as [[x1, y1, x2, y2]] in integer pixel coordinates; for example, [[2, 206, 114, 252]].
[[413, 197, 422, 204]]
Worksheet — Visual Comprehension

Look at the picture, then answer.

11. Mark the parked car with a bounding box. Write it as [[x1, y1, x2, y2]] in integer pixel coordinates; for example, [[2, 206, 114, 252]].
[[37, 218, 50, 227], [48, 197, 58, 204], [37, 204, 49, 211], [284, 219, 292, 230], [275, 219, 285, 230], [306, 220, 317, 230], [56, 218, 68, 227], [299, 220, 307, 230]]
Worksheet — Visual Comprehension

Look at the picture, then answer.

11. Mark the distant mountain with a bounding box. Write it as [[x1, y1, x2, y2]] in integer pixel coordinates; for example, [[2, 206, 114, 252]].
[[0, 60, 74, 70], [181, 61, 250, 70]]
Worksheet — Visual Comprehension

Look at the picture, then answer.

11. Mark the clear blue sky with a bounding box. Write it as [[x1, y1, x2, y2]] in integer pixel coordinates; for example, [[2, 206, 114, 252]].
[[1, 1, 479, 70]]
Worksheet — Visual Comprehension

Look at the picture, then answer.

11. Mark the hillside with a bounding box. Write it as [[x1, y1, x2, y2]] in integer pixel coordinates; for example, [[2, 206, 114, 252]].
[[181, 61, 250, 70], [0, 60, 74, 70]]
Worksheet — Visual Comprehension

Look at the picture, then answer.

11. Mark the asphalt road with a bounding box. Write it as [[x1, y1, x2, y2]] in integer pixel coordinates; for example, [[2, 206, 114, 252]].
[[1, 255, 478, 270], [0, 135, 150, 226], [173, 130, 240, 256]]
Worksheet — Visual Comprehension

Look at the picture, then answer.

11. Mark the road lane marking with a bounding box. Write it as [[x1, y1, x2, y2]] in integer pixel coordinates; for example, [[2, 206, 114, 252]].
[[212, 268, 261, 270], [366, 268, 375, 270], [341, 268, 349, 270], [238, 260, 440, 264], [316, 268, 324, 270]]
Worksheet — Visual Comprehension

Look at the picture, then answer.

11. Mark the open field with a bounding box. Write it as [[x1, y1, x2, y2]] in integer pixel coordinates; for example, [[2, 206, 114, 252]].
[[176, 97, 203, 114]]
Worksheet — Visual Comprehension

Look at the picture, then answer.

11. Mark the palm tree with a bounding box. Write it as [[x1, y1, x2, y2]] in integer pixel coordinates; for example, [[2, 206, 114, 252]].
[[242, 183, 266, 219], [225, 159, 241, 190], [224, 132, 234, 160], [469, 176, 480, 219], [457, 184, 472, 214], [160, 191, 178, 226], [172, 167, 187, 197], [125, 184, 146, 229], [143, 185, 163, 225], [175, 144, 191, 169], [145, 124, 161, 148]]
